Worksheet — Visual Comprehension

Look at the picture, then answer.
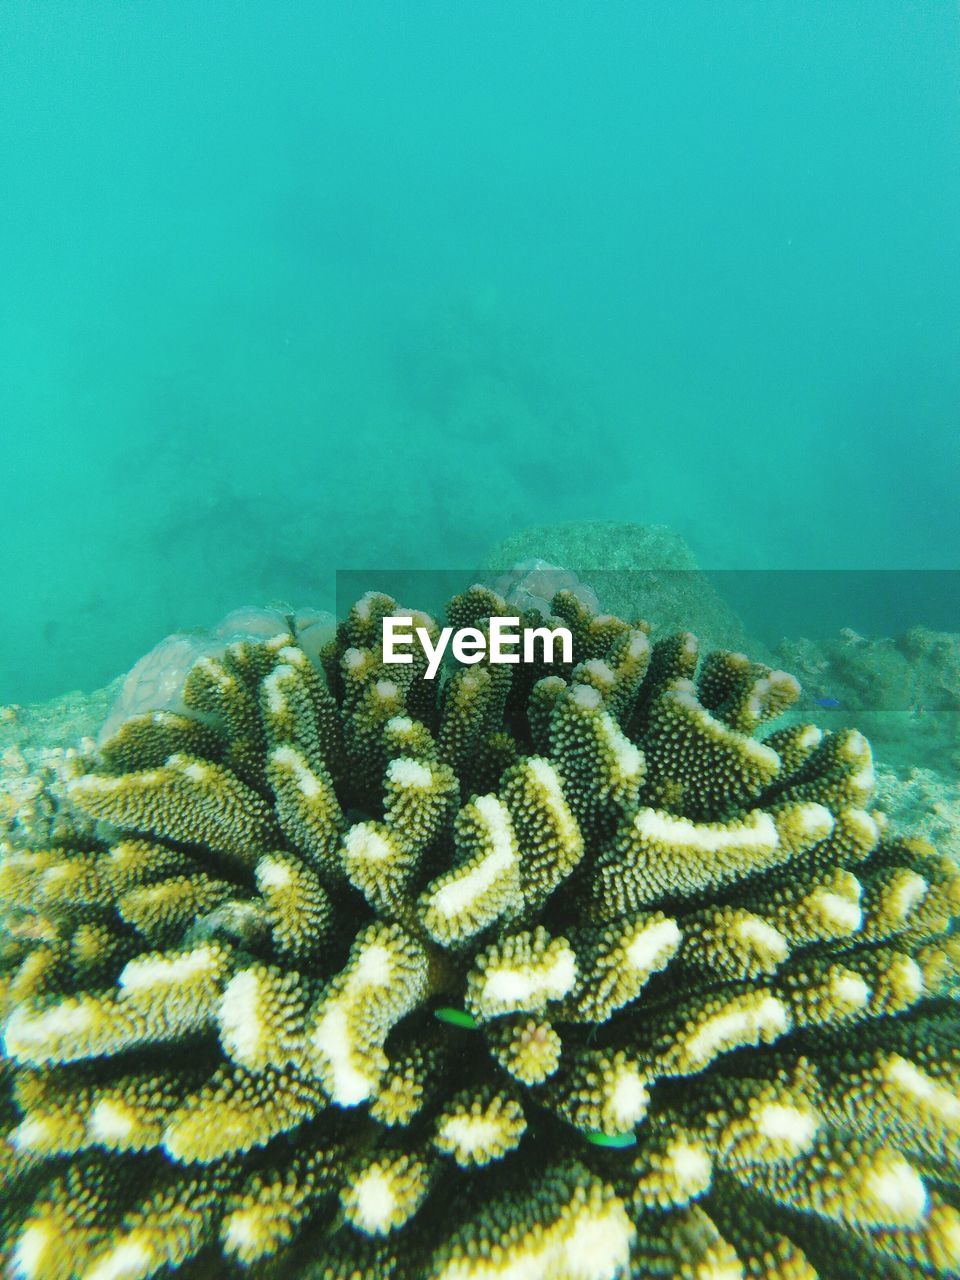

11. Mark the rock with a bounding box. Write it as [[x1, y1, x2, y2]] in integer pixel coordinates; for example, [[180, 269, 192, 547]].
[[482, 521, 758, 656], [775, 626, 960, 774], [876, 764, 960, 863]]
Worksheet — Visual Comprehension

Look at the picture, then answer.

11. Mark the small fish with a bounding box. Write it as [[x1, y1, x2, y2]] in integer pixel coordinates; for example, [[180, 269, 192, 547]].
[[433, 1007, 477, 1030], [815, 696, 842, 709], [582, 1130, 637, 1149]]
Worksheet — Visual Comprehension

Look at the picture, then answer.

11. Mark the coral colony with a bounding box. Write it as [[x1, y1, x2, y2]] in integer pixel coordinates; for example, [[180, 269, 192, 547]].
[[1, 585, 959, 1279]]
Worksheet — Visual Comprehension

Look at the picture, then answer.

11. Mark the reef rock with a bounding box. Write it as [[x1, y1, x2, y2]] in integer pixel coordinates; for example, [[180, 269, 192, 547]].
[[483, 521, 757, 655]]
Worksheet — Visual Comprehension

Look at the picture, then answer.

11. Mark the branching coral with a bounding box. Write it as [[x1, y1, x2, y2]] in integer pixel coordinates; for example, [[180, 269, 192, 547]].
[[1, 586, 959, 1279]]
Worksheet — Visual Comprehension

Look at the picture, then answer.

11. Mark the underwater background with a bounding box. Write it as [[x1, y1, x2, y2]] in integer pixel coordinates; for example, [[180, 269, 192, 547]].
[[4, 8, 960, 1277], [1, 0, 959, 704]]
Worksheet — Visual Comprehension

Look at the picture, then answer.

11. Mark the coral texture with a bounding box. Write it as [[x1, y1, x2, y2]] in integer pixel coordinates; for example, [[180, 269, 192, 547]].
[[1, 586, 959, 1280]]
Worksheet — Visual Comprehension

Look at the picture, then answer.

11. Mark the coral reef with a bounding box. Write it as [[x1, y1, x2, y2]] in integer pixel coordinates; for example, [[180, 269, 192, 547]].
[[876, 765, 960, 866], [1, 586, 959, 1279], [0, 744, 98, 855], [776, 626, 960, 776], [0, 686, 120, 758]]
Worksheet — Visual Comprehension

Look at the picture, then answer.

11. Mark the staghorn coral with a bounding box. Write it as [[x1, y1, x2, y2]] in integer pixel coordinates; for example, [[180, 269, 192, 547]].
[[1, 586, 959, 1280]]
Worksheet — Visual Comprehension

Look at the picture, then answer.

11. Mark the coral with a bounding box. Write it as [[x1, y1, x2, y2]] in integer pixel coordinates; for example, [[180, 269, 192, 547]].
[[0, 684, 121, 759], [492, 559, 600, 618], [0, 744, 98, 854], [1, 586, 959, 1280], [876, 764, 960, 865], [98, 607, 336, 743], [775, 625, 960, 776]]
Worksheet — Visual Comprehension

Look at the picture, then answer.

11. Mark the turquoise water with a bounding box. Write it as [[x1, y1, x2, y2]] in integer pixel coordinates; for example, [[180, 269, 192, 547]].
[[2, 2, 958, 703]]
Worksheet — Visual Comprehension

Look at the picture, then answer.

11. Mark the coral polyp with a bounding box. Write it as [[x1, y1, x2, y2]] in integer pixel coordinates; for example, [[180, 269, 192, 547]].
[[1, 586, 959, 1279]]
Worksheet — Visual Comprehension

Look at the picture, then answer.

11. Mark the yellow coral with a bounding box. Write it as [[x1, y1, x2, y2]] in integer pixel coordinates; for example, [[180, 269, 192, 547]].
[[1, 587, 958, 1279]]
